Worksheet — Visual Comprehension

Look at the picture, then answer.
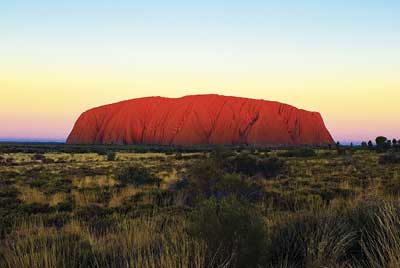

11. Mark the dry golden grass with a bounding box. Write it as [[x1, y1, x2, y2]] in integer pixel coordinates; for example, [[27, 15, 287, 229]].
[[117, 152, 167, 160], [72, 175, 118, 189], [48, 192, 67, 206], [89, 216, 206, 268], [109, 186, 141, 207], [1, 215, 206, 268], [158, 168, 179, 189], [339, 179, 351, 190], [17, 186, 67, 206], [17, 186, 47, 204], [62, 220, 86, 236], [72, 190, 99, 207], [1, 219, 80, 268], [3, 148, 400, 268]]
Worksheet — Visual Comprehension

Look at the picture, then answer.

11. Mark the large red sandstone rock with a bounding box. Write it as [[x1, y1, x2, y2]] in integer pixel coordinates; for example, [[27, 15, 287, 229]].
[[67, 94, 334, 146]]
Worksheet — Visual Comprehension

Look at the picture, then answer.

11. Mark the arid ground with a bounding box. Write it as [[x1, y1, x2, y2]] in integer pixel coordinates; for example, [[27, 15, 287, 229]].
[[1, 143, 400, 268]]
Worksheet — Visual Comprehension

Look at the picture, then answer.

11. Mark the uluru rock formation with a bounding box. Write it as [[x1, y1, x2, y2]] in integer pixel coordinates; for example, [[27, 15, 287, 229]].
[[67, 94, 334, 146]]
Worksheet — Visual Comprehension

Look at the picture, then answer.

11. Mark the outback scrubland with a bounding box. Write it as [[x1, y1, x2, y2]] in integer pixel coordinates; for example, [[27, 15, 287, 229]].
[[0, 142, 400, 268]]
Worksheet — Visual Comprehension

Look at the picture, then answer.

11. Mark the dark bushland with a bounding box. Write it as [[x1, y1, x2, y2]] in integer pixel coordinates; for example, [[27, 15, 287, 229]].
[[188, 197, 267, 268], [278, 147, 317, 158], [117, 164, 161, 186], [222, 152, 285, 177], [176, 158, 265, 204], [379, 151, 400, 164]]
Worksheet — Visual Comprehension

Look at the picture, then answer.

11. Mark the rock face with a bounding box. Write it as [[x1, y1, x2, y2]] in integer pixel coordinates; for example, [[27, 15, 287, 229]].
[[67, 94, 334, 146]]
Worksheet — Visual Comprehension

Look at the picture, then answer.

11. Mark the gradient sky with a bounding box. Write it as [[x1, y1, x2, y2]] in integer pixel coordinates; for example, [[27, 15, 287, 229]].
[[1, 1, 399, 142]]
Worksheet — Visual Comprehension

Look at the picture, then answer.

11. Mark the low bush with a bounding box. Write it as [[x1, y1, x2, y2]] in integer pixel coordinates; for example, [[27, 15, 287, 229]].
[[186, 159, 223, 191], [223, 152, 284, 177], [117, 164, 161, 186], [5, 158, 14, 165], [189, 197, 267, 268], [175, 152, 183, 160], [383, 178, 400, 196], [179, 168, 264, 204], [212, 173, 264, 202], [266, 211, 354, 268], [54, 199, 73, 212], [21, 203, 53, 214], [31, 153, 46, 161], [106, 151, 116, 161], [278, 147, 317, 158], [379, 152, 400, 164], [42, 158, 55, 164]]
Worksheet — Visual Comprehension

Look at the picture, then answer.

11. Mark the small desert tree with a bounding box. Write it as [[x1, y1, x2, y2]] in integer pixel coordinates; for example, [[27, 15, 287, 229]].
[[368, 140, 374, 148], [376, 136, 387, 147], [361, 141, 368, 148], [376, 136, 389, 152]]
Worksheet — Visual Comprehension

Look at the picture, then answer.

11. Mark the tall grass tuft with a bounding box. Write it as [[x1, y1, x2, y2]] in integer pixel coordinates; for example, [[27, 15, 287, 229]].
[[357, 202, 400, 268]]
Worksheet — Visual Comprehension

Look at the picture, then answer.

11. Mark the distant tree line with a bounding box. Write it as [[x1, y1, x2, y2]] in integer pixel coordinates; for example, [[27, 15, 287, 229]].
[[359, 136, 400, 152]]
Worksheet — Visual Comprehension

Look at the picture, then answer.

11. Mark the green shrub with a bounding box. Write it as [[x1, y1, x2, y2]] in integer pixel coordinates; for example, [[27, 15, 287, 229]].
[[179, 169, 265, 204], [179, 156, 273, 204], [376, 136, 388, 151], [106, 151, 116, 161], [189, 197, 267, 268], [117, 164, 161, 186], [187, 159, 223, 190], [173, 159, 223, 204], [278, 147, 317, 158], [379, 152, 400, 164], [212, 173, 264, 202], [267, 211, 355, 267], [31, 153, 46, 161], [75, 205, 115, 233], [45, 177, 72, 194], [383, 178, 400, 196], [96, 148, 108, 156], [54, 198, 73, 212], [223, 152, 284, 177], [5, 158, 14, 165], [42, 158, 54, 164], [21, 203, 53, 214]]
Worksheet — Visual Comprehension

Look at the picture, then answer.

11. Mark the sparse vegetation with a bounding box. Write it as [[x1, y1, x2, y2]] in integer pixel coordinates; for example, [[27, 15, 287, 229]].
[[106, 151, 116, 161], [117, 163, 162, 186], [278, 147, 317, 158], [0, 143, 400, 267], [379, 151, 400, 164], [222, 152, 285, 177]]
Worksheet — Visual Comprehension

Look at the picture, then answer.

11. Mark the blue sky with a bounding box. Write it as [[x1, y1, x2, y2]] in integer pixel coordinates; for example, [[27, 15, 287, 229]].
[[2, 1, 399, 58]]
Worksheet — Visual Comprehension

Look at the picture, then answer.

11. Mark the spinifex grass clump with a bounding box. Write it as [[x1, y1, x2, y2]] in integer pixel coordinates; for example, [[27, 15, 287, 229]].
[[189, 197, 267, 268]]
